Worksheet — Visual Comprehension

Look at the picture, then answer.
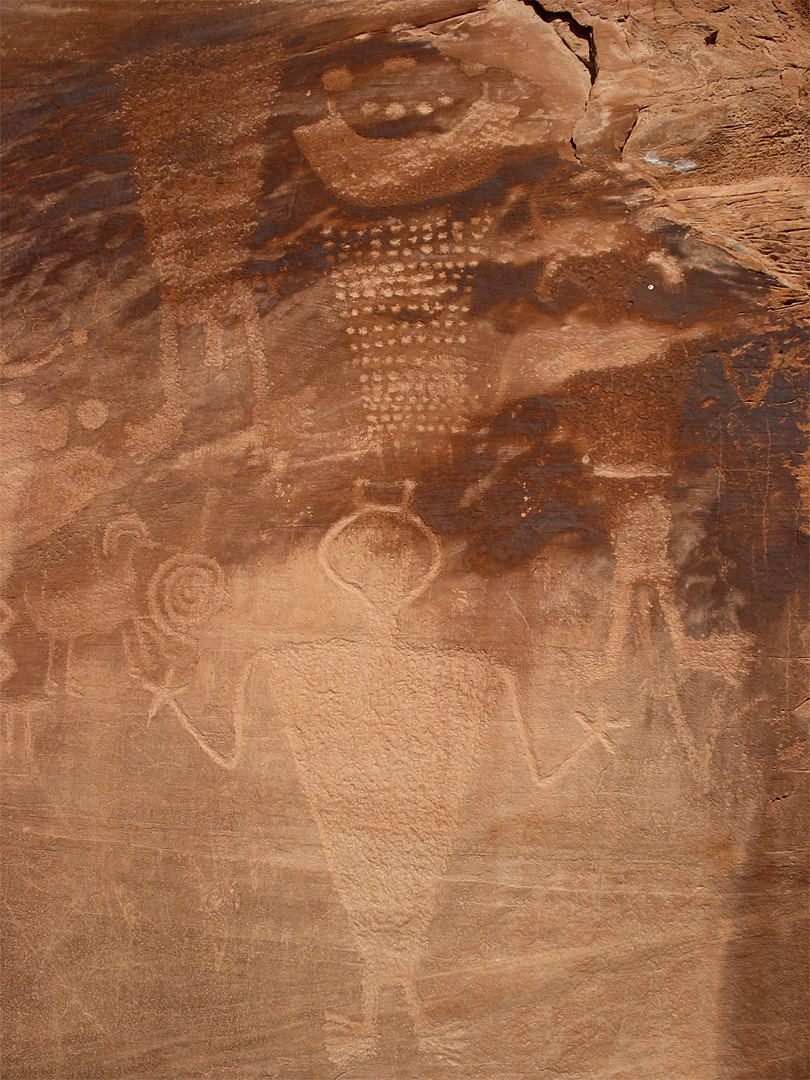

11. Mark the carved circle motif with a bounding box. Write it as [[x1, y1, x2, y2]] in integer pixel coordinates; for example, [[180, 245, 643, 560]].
[[318, 505, 443, 610], [148, 554, 226, 639]]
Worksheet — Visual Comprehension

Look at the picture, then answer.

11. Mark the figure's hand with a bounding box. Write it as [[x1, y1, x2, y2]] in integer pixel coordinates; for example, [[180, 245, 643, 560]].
[[572, 708, 632, 757], [142, 666, 189, 725], [499, 663, 631, 790]]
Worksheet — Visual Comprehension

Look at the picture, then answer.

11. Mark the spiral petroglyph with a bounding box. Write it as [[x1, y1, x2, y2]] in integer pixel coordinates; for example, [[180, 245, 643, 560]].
[[147, 554, 226, 641]]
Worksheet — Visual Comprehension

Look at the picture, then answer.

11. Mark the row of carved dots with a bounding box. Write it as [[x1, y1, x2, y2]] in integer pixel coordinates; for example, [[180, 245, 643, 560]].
[[322, 213, 490, 241], [367, 419, 467, 435], [361, 370, 466, 414], [326, 246, 482, 264], [348, 332, 470, 356], [341, 302, 470, 319], [344, 314, 472, 344], [362, 376, 469, 434], [332, 271, 471, 297], [336, 284, 474, 310], [333, 260, 475, 276]]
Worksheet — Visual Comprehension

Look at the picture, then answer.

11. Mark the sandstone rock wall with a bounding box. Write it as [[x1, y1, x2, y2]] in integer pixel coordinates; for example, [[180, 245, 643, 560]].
[[1, 2, 807, 1077]]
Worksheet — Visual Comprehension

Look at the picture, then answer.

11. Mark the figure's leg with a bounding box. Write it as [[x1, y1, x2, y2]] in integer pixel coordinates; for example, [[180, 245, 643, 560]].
[[124, 303, 183, 462], [360, 971, 381, 1032], [410, 974, 469, 1066], [659, 588, 691, 661], [202, 312, 225, 370], [324, 965, 381, 1067], [64, 639, 82, 697], [1, 709, 12, 765], [0, 600, 17, 686], [606, 585, 633, 660], [243, 301, 269, 426], [44, 637, 58, 695], [4, 706, 35, 774], [402, 978, 427, 1029], [635, 584, 657, 650], [22, 707, 33, 770]]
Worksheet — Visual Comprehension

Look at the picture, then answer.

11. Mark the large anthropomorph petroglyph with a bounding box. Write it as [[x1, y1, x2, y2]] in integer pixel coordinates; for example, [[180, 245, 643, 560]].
[[149, 486, 633, 1066], [1, 2, 807, 1078]]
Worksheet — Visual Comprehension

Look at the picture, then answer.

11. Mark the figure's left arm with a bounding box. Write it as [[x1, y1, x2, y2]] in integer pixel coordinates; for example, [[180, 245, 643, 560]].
[[494, 663, 629, 791]]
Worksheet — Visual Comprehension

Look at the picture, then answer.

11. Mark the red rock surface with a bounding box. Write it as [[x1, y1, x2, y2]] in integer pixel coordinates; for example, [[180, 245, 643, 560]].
[[1, 3, 807, 1077]]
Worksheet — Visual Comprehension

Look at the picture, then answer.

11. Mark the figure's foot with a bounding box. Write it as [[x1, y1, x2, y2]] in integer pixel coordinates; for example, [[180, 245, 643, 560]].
[[45, 677, 83, 698], [418, 1018, 470, 1066], [402, 981, 470, 1066], [324, 1010, 379, 1068], [65, 676, 84, 698]]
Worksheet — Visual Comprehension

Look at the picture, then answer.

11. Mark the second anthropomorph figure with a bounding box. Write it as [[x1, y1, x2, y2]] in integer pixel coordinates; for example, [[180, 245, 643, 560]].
[[158, 486, 630, 1066]]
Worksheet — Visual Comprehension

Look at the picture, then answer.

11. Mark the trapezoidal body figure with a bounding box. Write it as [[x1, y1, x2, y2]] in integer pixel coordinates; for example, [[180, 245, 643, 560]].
[[270, 502, 493, 1064]]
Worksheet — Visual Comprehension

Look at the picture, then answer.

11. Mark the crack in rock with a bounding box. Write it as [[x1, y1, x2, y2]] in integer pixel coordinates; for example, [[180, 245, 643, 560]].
[[517, 0, 597, 84]]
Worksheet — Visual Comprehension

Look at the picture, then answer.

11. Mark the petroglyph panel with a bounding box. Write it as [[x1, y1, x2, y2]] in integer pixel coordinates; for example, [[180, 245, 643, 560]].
[[1, 2, 807, 1078]]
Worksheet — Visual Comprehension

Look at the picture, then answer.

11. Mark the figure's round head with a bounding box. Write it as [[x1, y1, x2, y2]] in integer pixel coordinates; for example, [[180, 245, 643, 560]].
[[318, 506, 442, 613]]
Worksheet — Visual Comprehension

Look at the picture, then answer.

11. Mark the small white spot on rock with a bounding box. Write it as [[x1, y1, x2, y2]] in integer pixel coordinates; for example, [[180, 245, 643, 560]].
[[642, 150, 698, 173]]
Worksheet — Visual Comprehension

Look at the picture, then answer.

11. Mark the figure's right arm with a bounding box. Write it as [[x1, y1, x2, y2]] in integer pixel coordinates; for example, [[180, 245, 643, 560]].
[[167, 652, 261, 772]]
